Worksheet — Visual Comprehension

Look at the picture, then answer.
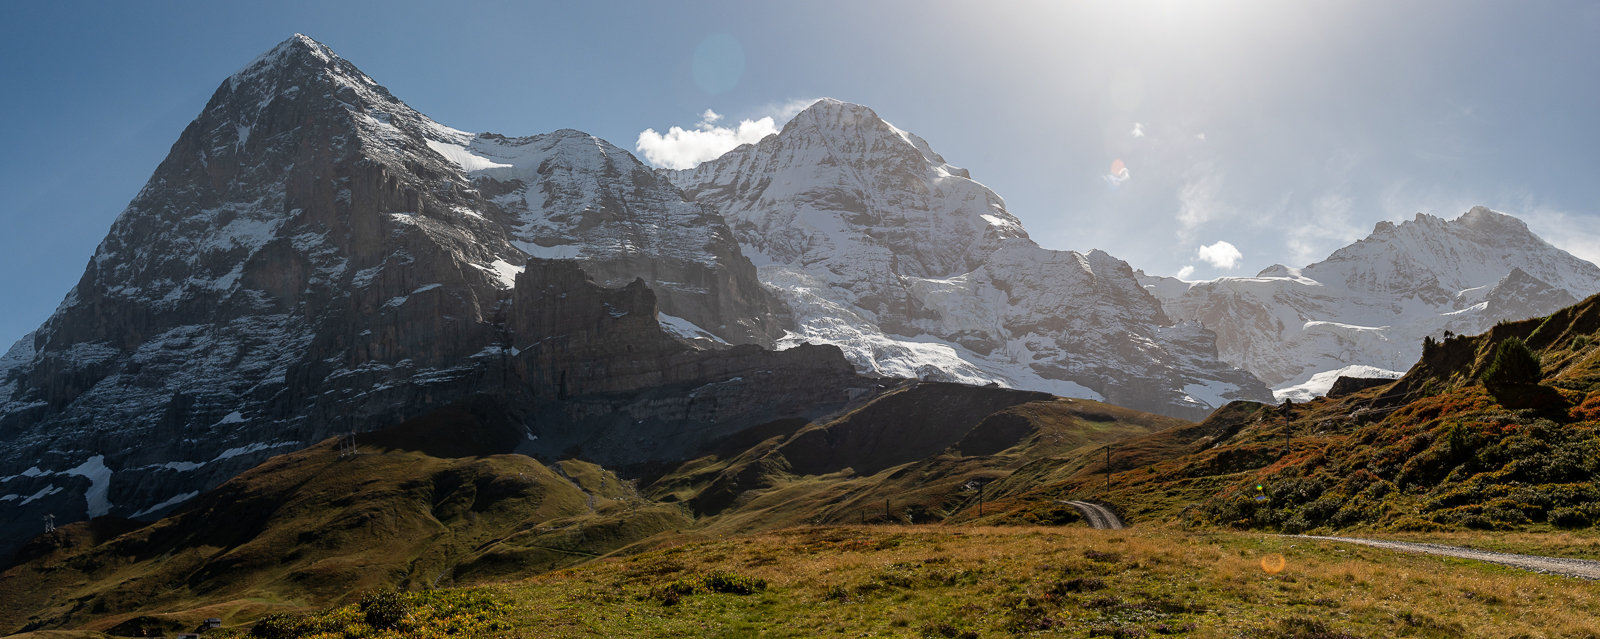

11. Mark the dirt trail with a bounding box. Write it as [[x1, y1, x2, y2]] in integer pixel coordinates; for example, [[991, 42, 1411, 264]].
[[1058, 500, 1126, 529], [1296, 535, 1600, 580]]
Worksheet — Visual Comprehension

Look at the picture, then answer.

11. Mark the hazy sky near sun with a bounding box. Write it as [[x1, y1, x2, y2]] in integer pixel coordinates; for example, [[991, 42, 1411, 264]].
[[2, 0, 1599, 346]]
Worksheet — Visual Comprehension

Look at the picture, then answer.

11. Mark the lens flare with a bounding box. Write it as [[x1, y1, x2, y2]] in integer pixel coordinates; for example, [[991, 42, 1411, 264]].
[[1103, 159, 1131, 188], [1261, 553, 1287, 574]]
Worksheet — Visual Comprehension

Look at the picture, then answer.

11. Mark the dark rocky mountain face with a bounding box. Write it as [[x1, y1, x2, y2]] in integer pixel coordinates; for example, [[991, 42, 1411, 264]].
[[0, 36, 843, 559]]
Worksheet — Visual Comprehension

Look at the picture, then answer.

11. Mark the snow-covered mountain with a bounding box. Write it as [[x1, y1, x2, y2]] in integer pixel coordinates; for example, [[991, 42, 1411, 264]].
[[669, 99, 1273, 418], [1140, 208, 1600, 399], [0, 35, 857, 558]]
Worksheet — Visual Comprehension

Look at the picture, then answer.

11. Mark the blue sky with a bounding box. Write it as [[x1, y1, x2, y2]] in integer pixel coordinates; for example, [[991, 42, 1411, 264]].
[[2, 1, 1599, 345]]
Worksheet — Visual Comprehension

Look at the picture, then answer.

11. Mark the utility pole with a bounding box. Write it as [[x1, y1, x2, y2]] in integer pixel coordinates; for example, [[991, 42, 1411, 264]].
[[978, 483, 984, 517], [1280, 398, 1294, 457], [1105, 445, 1113, 492], [885, 499, 891, 522]]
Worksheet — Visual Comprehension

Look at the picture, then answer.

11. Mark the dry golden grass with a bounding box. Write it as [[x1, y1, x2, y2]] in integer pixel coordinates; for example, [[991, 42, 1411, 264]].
[[480, 524, 1600, 638]]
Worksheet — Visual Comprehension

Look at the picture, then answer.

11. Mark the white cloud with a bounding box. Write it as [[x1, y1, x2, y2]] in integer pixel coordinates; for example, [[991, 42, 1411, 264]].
[[1195, 133, 1205, 141], [636, 99, 819, 170], [1176, 265, 1195, 279], [1131, 123, 1145, 138], [1176, 172, 1227, 234], [1197, 241, 1243, 269], [637, 112, 777, 170]]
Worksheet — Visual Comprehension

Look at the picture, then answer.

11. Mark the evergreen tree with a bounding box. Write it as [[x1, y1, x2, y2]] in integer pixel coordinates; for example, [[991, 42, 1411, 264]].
[[1482, 337, 1541, 389]]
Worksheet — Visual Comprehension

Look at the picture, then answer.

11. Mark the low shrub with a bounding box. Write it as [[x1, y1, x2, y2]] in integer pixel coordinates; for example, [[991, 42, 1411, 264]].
[[652, 571, 768, 603], [1046, 577, 1105, 593], [359, 590, 408, 630], [239, 590, 510, 639]]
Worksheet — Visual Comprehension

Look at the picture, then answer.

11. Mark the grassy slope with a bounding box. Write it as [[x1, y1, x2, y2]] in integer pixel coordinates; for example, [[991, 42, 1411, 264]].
[[1012, 293, 1600, 539], [0, 411, 692, 635], [209, 526, 1600, 638], [647, 383, 1187, 534]]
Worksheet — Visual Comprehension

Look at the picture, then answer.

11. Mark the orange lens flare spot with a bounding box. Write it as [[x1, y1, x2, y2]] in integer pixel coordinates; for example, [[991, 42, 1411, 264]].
[[1110, 159, 1126, 175], [1261, 553, 1287, 574]]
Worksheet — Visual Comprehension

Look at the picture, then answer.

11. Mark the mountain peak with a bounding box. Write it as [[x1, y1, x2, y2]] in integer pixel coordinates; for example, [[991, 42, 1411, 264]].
[[1456, 206, 1529, 235], [782, 98, 885, 134], [775, 98, 954, 170], [229, 34, 341, 88]]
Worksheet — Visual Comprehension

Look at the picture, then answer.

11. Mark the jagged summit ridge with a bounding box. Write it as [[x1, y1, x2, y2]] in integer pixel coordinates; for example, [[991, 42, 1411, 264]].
[[671, 98, 1272, 417], [1142, 206, 1600, 396], [1310, 207, 1600, 298]]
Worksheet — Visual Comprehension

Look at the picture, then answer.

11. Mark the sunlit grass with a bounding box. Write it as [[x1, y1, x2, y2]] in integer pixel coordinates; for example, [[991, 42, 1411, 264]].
[[221, 525, 1600, 638]]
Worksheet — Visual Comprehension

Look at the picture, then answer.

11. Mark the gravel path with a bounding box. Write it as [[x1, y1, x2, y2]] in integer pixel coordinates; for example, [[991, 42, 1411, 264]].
[[1295, 535, 1600, 580], [1058, 500, 1126, 529]]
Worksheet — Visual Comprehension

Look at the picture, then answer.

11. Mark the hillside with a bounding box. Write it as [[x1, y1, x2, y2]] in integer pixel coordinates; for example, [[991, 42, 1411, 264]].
[[0, 381, 1182, 634], [646, 381, 1188, 533], [0, 406, 691, 635], [1017, 292, 1600, 535]]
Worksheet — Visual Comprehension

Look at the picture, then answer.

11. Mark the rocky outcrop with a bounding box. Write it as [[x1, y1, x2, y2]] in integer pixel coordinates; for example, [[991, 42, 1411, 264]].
[[668, 99, 1272, 418], [1142, 208, 1600, 395]]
